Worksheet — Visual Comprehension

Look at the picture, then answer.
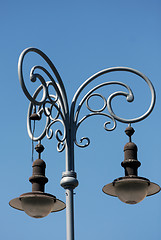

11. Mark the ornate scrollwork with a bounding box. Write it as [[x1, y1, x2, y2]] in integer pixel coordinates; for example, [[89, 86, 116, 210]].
[[46, 119, 66, 152], [75, 112, 116, 148], [18, 48, 156, 153], [71, 67, 155, 148], [18, 48, 69, 152]]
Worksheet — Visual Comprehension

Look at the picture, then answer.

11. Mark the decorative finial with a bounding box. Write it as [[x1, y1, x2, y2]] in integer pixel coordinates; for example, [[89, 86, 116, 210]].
[[125, 124, 135, 142], [35, 142, 45, 159], [122, 125, 141, 176]]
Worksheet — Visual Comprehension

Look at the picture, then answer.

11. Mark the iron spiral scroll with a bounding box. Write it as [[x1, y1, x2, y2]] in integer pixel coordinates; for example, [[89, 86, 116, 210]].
[[18, 47, 156, 152]]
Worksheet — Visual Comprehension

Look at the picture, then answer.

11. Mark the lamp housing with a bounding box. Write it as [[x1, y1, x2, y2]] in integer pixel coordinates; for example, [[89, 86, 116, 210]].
[[9, 156, 65, 218], [102, 126, 160, 204]]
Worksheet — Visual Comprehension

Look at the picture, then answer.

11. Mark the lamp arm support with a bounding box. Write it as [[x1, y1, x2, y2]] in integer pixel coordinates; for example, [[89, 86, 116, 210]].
[[18, 47, 69, 117], [69, 67, 155, 149], [71, 67, 155, 124]]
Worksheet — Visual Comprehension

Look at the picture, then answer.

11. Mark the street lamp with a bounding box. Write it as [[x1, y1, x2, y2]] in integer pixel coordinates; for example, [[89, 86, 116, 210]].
[[103, 126, 160, 204], [9, 48, 160, 240]]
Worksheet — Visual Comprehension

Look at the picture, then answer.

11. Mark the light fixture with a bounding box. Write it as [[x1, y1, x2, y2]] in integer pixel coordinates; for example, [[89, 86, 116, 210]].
[[9, 143, 65, 218], [9, 47, 161, 240], [102, 126, 160, 204]]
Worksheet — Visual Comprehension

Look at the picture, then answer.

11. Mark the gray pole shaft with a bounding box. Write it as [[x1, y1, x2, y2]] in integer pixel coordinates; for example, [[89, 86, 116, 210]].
[[61, 133, 78, 240], [66, 189, 75, 240]]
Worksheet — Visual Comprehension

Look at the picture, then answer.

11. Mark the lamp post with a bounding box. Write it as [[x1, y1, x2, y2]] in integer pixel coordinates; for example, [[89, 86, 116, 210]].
[[9, 47, 160, 240]]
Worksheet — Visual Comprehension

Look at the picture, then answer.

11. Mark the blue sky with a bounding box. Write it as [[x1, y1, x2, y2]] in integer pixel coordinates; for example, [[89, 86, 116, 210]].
[[1, 1, 161, 240]]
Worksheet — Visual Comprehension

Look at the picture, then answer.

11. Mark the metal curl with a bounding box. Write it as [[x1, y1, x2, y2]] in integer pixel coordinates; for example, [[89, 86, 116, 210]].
[[49, 103, 61, 121], [30, 66, 66, 119], [71, 67, 155, 125], [42, 100, 60, 120], [75, 137, 90, 148], [73, 81, 133, 126], [86, 93, 107, 113], [27, 82, 66, 144], [107, 89, 151, 123], [75, 112, 116, 148], [31, 67, 60, 106], [55, 129, 66, 143], [57, 142, 66, 152], [46, 119, 66, 152], [19, 63, 47, 106], [47, 81, 58, 104], [72, 81, 132, 148], [104, 119, 117, 131], [18, 47, 69, 116]]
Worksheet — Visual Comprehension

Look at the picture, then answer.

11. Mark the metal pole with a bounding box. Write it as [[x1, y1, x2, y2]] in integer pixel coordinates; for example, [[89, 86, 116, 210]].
[[66, 189, 74, 240], [60, 132, 78, 240], [60, 170, 78, 240], [65, 129, 75, 240]]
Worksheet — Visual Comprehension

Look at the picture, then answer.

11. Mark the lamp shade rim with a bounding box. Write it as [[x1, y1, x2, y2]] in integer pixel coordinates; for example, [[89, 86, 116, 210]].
[[9, 191, 66, 212], [146, 182, 160, 196], [102, 176, 160, 197]]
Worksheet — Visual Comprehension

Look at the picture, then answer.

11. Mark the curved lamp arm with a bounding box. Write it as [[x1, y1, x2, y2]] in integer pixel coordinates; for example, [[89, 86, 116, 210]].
[[18, 47, 69, 151], [18, 47, 69, 117], [70, 67, 155, 148], [71, 67, 155, 123]]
